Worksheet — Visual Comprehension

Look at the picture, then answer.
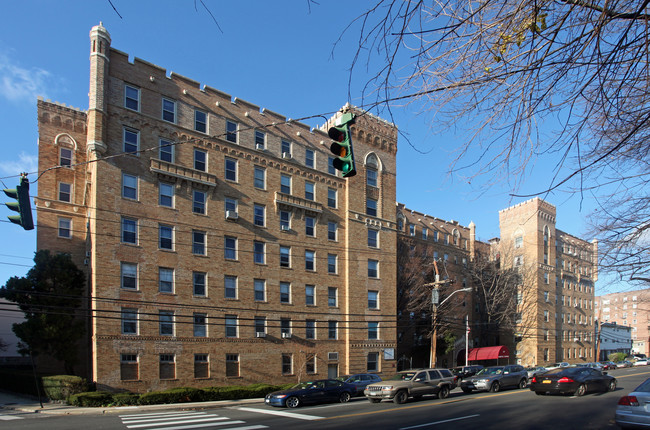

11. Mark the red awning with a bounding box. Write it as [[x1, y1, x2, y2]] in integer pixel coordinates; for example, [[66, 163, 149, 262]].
[[467, 345, 510, 361]]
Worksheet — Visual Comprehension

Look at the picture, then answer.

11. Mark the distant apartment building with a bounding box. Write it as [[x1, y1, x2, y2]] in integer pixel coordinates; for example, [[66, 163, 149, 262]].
[[597, 322, 633, 361], [595, 288, 650, 357], [35, 24, 399, 391], [499, 198, 598, 366]]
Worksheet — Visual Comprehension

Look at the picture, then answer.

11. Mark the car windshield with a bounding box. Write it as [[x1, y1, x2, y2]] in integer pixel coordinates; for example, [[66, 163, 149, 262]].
[[292, 381, 320, 389], [389, 372, 417, 381], [477, 367, 504, 375]]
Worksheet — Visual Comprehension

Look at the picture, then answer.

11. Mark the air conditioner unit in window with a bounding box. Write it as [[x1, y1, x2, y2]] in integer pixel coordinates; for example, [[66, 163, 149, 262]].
[[281, 225, 290, 231], [328, 352, 339, 361], [281, 332, 292, 339], [282, 152, 292, 159], [255, 332, 266, 338], [574, 337, 580, 342], [255, 143, 264, 150], [225, 211, 239, 220]]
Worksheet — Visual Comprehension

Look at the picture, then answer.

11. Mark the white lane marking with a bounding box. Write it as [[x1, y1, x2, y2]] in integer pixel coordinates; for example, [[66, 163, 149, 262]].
[[134, 422, 263, 430], [0, 414, 23, 420], [399, 414, 480, 429], [122, 412, 211, 423], [120, 411, 208, 418], [125, 417, 229, 428], [235, 406, 323, 421]]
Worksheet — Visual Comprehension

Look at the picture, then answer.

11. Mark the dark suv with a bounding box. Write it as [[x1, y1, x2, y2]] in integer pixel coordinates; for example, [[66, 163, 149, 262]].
[[460, 365, 528, 393], [451, 365, 483, 380]]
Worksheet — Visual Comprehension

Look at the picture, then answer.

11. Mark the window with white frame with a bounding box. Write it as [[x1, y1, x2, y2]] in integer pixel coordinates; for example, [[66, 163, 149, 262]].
[[124, 84, 139, 111], [305, 148, 315, 168], [195, 110, 207, 133], [58, 182, 71, 202], [225, 120, 238, 143], [159, 224, 173, 250], [121, 217, 137, 244], [122, 173, 137, 200], [60, 147, 72, 167], [224, 275, 237, 299], [159, 311, 174, 336], [254, 279, 266, 301], [305, 250, 315, 271], [224, 236, 237, 260], [280, 174, 291, 194], [305, 181, 315, 201], [305, 216, 315, 237], [194, 148, 207, 171], [328, 254, 337, 274], [254, 130, 266, 148], [368, 229, 378, 247], [281, 140, 291, 158], [159, 267, 174, 293], [193, 271, 206, 296], [280, 282, 291, 304], [253, 241, 265, 264], [368, 290, 379, 309], [305, 285, 315, 306], [280, 246, 290, 267], [160, 138, 174, 162], [192, 230, 206, 255], [327, 188, 337, 208], [368, 259, 379, 278], [254, 166, 266, 189], [328, 222, 337, 241], [254, 204, 265, 227], [58, 217, 71, 238], [328, 287, 337, 307], [368, 322, 379, 340], [123, 127, 139, 154], [224, 157, 237, 181], [280, 210, 291, 230], [121, 262, 137, 290], [159, 182, 174, 207], [225, 315, 238, 338], [306, 319, 316, 339], [162, 98, 176, 123], [193, 313, 207, 337], [192, 190, 206, 214], [121, 308, 138, 334]]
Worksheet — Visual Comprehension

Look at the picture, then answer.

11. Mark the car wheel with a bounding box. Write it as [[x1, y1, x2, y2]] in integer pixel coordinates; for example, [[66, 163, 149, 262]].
[[438, 386, 450, 399], [607, 380, 617, 392], [461, 388, 473, 394], [393, 390, 408, 404], [574, 384, 586, 397], [518, 379, 527, 389], [490, 382, 500, 393], [285, 396, 300, 408], [339, 392, 351, 403], [368, 398, 381, 403]]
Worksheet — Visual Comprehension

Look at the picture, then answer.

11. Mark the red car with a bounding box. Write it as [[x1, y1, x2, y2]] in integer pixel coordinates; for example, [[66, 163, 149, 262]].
[[599, 361, 617, 370]]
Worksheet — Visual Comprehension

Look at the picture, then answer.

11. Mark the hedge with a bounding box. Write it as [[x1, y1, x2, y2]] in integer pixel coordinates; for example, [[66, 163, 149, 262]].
[[42, 375, 89, 400], [139, 387, 204, 405], [68, 391, 113, 407]]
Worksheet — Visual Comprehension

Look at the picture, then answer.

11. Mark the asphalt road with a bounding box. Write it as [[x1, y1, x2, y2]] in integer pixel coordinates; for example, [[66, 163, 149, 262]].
[[4, 366, 650, 430]]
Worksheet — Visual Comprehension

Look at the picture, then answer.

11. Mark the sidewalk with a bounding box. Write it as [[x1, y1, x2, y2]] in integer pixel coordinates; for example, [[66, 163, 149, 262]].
[[0, 390, 263, 415]]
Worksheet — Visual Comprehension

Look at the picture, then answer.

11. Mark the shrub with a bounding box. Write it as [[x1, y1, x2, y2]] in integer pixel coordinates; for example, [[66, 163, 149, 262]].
[[138, 387, 203, 405], [111, 392, 140, 406], [608, 352, 627, 363], [42, 375, 89, 400], [67, 391, 113, 407]]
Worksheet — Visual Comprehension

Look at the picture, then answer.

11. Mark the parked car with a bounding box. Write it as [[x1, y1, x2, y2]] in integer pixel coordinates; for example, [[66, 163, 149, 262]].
[[615, 377, 650, 429], [616, 361, 634, 368], [576, 362, 604, 370], [364, 368, 457, 404], [635, 359, 649, 366], [599, 361, 617, 370], [460, 365, 528, 393], [264, 379, 357, 408], [337, 373, 382, 396], [547, 362, 571, 370], [451, 365, 484, 380], [529, 367, 616, 396], [526, 366, 548, 379]]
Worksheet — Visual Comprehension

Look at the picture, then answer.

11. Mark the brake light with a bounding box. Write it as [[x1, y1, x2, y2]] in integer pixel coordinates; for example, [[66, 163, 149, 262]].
[[557, 377, 574, 383], [618, 396, 640, 406], [531, 376, 537, 383]]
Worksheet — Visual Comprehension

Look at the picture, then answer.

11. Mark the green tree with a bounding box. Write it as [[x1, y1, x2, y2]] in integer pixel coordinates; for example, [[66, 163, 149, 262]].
[[0, 250, 85, 374]]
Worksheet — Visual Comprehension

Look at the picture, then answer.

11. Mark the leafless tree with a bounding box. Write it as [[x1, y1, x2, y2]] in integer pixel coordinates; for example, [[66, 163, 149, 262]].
[[344, 1, 650, 284]]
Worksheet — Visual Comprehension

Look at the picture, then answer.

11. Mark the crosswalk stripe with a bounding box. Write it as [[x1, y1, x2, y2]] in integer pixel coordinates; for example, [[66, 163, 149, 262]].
[[120, 411, 207, 418], [131, 421, 249, 430], [235, 406, 323, 421], [123, 413, 211, 424], [125, 416, 229, 428], [0, 414, 23, 421]]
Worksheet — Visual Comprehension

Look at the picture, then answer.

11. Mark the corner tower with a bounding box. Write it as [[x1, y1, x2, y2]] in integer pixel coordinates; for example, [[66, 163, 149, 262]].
[[87, 22, 110, 156]]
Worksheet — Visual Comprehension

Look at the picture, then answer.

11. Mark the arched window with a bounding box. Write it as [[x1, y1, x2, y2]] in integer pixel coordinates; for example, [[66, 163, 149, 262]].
[[452, 229, 460, 246]]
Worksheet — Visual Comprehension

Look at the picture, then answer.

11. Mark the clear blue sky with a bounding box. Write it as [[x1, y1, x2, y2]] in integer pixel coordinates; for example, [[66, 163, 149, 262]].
[[0, 1, 614, 352]]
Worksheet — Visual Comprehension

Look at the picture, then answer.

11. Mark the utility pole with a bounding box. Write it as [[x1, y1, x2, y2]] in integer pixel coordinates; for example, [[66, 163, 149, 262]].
[[465, 315, 470, 366]]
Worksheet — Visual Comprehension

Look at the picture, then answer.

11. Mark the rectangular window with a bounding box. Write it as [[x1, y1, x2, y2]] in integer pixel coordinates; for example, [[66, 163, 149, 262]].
[[409, 225, 415, 236], [282, 354, 292, 375], [306, 319, 316, 339], [124, 84, 139, 111], [368, 322, 379, 340], [159, 311, 174, 336], [159, 182, 174, 207], [226, 354, 239, 377], [254, 279, 266, 302], [305, 149, 315, 168], [121, 308, 138, 334], [254, 166, 266, 189], [122, 173, 137, 200], [281, 318, 291, 336], [58, 182, 71, 202], [195, 110, 207, 133], [305, 181, 315, 201], [328, 254, 337, 274], [305, 285, 315, 306], [194, 148, 207, 171], [58, 218, 71, 238], [328, 222, 337, 241], [225, 315, 238, 338], [120, 354, 138, 381], [192, 230, 206, 255], [254, 317, 266, 335], [159, 267, 174, 293], [280, 174, 291, 194], [367, 169, 378, 187], [328, 321, 337, 339], [255, 130, 266, 149], [515, 236, 523, 248], [254, 204, 265, 227], [121, 262, 137, 290], [280, 282, 291, 304], [367, 352, 379, 372], [159, 354, 175, 380], [60, 147, 72, 167], [194, 354, 209, 379], [193, 272, 206, 296], [224, 197, 237, 215], [162, 98, 176, 123], [368, 229, 378, 247], [254, 241, 265, 264], [305, 216, 316, 237], [225, 275, 237, 299], [159, 138, 174, 162], [226, 120, 238, 143], [193, 313, 207, 337], [328, 156, 337, 175], [224, 236, 237, 260], [121, 217, 137, 244], [368, 260, 379, 278], [280, 211, 291, 231], [434, 231, 439, 242], [123, 127, 139, 154], [193, 190, 206, 214], [327, 188, 337, 208], [306, 354, 316, 374], [280, 246, 291, 267], [281, 140, 291, 158], [368, 291, 378, 309], [224, 157, 237, 181], [305, 250, 315, 271], [159, 224, 173, 250], [328, 287, 337, 307], [366, 198, 378, 217]]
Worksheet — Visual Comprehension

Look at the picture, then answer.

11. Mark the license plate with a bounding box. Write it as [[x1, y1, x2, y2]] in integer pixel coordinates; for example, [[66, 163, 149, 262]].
[[542, 380, 551, 384]]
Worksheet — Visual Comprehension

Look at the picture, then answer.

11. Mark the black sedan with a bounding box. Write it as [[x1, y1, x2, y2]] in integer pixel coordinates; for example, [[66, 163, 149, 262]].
[[529, 367, 616, 396], [264, 379, 357, 408], [337, 373, 382, 396]]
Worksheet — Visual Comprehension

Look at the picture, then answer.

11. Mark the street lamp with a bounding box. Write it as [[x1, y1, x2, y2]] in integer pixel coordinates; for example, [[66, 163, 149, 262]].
[[428, 286, 472, 368]]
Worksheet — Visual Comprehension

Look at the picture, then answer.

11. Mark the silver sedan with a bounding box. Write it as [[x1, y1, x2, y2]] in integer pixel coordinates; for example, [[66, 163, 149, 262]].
[[615, 377, 650, 429]]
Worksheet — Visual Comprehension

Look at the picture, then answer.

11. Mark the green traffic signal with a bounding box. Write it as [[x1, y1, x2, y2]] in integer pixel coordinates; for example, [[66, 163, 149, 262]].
[[328, 113, 356, 178], [3, 176, 34, 230]]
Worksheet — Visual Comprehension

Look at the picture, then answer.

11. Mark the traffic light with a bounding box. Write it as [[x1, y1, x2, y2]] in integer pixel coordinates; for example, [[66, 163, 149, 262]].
[[328, 112, 356, 178], [4, 175, 34, 230]]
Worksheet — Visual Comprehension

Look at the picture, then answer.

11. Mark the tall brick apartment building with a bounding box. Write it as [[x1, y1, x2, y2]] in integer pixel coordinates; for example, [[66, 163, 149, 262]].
[[595, 288, 650, 357], [35, 24, 399, 391], [499, 198, 598, 366]]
